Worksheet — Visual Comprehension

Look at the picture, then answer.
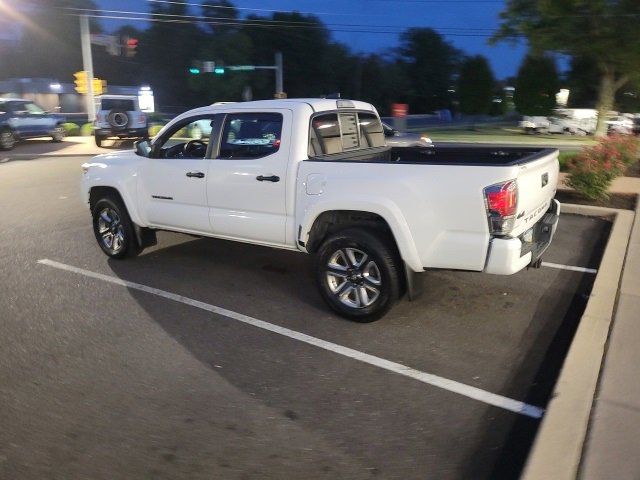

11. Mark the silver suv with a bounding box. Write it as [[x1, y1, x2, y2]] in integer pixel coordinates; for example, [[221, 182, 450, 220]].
[[94, 95, 147, 147]]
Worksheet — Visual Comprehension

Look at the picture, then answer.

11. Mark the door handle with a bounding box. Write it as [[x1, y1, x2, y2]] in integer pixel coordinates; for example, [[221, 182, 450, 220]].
[[186, 171, 205, 178], [256, 175, 280, 182]]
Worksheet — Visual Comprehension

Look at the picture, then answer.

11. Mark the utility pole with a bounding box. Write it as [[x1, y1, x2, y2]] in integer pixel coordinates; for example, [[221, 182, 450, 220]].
[[275, 51, 284, 97], [80, 15, 96, 122]]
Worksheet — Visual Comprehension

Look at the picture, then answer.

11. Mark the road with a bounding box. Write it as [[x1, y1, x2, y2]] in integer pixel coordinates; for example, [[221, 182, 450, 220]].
[[0, 154, 609, 479]]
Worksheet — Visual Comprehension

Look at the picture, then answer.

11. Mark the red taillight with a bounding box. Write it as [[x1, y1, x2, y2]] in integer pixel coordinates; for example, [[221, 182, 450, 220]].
[[485, 180, 517, 217], [139, 113, 146, 124], [484, 180, 518, 234]]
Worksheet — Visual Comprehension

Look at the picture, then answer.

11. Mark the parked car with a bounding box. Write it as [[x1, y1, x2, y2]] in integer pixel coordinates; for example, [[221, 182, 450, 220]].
[[81, 98, 560, 321], [382, 122, 432, 147], [94, 95, 147, 147], [519, 116, 550, 134], [606, 115, 634, 135], [0, 98, 65, 150]]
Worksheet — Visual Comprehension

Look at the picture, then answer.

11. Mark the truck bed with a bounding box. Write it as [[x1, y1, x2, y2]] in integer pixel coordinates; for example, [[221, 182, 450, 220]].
[[308, 146, 556, 167]]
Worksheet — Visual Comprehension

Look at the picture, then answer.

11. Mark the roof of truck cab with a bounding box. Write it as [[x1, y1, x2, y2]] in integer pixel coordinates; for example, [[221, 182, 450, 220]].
[[184, 98, 376, 117]]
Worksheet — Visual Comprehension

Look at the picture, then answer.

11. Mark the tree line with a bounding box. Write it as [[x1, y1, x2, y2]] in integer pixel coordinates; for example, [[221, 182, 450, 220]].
[[2, 0, 638, 123]]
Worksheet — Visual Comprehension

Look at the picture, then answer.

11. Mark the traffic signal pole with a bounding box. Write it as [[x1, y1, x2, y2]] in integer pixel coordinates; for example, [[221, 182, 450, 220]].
[[275, 51, 283, 96], [80, 15, 96, 122]]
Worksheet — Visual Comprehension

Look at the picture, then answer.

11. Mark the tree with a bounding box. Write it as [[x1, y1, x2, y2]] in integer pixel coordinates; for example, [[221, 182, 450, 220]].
[[457, 55, 495, 115], [513, 54, 559, 116], [399, 28, 461, 113], [136, 2, 206, 109], [492, 0, 640, 136]]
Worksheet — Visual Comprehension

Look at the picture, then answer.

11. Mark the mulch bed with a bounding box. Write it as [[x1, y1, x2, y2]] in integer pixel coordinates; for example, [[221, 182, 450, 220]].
[[626, 161, 640, 178], [555, 190, 637, 210]]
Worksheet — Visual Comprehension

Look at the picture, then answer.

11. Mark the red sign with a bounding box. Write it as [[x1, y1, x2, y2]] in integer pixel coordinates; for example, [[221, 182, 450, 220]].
[[391, 103, 408, 118]]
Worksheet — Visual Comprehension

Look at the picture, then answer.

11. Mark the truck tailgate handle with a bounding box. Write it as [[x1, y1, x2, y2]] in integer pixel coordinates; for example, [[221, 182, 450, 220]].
[[256, 175, 280, 182], [186, 171, 205, 178]]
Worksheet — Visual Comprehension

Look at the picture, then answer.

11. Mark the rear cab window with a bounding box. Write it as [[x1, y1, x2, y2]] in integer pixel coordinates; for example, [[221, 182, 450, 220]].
[[218, 112, 283, 159], [309, 110, 385, 157], [100, 99, 136, 111]]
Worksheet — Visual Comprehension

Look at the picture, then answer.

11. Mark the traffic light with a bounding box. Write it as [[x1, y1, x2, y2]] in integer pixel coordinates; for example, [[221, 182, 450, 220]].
[[92, 78, 107, 95], [189, 67, 201, 75], [214, 67, 225, 75], [124, 37, 138, 58], [74, 71, 88, 94]]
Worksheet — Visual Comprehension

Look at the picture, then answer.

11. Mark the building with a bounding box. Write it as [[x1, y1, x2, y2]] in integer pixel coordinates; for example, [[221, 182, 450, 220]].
[[0, 78, 155, 121]]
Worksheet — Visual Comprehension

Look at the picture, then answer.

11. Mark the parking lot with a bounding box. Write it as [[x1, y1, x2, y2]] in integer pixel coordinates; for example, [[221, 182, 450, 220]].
[[0, 155, 610, 479]]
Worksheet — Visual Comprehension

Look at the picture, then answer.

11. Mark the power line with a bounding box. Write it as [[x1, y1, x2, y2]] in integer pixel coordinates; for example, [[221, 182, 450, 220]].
[[61, 7, 505, 36], [66, 12, 509, 37], [146, 0, 385, 17]]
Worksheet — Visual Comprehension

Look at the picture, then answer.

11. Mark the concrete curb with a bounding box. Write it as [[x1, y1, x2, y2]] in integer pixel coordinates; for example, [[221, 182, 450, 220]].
[[522, 202, 636, 480]]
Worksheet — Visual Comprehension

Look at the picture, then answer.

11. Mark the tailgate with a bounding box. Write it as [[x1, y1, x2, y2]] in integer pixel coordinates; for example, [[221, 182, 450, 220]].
[[511, 150, 559, 237]]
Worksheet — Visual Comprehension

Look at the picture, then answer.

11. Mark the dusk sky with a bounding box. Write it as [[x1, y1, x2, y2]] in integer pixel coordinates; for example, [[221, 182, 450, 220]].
[[97, 0, 530, 79]]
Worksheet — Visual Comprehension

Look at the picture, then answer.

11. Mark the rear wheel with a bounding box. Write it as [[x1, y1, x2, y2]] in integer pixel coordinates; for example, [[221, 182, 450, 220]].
[[0, 128, 16, 150], [51, 124, 65, 142], [315, 228, 401, 322], [91, 195, 140, 259], [95, 135, 105, 147]]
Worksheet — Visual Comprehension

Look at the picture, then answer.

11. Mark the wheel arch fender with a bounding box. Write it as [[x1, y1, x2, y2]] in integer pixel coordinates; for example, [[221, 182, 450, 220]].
[[87, 182, 143, 227], [299, 200, 423, 272]]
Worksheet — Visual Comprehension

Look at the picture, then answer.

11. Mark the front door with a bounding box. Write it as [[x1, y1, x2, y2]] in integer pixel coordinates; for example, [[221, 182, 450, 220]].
[[137, 115, 216, 234], [207, 110, 290, 245]]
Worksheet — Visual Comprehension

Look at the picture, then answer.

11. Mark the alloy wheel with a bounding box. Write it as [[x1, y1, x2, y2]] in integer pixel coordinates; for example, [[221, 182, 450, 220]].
[[325, 247, 381, 308], [97, 208, 125, 254]]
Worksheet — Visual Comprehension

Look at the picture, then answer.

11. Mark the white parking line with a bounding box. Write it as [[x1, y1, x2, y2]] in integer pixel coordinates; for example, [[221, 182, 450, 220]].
[[38, 258, 544, 419], [541, 262, 598, 274]]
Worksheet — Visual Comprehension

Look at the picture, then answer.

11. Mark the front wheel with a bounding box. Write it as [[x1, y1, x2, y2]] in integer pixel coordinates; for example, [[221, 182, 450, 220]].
[[315, 228, 402, 322], [0, 128, 16, 150], [91, 196, 140, 259]]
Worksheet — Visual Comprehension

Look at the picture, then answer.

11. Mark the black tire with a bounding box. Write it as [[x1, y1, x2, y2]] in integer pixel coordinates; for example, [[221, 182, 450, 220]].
[[91, 195, 141, 259], [315, 228, 402, 322], [51, 124, 65, 142], [95, 135, 105, 147], [0, 128, 16, 151]]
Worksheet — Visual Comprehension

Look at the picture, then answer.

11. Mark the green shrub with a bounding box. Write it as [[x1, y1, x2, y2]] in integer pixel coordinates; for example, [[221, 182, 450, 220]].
[[61, 122, 80, 136], [80, 123, 94, 136], [565, 137, 630, 201], [148, 124, 165, 137], [558, 151, 578, 172]]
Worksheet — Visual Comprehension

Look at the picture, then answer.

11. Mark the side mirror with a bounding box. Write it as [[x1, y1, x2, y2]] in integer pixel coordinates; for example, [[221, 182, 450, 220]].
[[384, 128, 397, 137], [134, 139, 151, 157]]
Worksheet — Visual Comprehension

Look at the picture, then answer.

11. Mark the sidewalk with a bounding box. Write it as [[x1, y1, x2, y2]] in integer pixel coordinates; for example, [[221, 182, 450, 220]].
[[555, 175, 640, 478]]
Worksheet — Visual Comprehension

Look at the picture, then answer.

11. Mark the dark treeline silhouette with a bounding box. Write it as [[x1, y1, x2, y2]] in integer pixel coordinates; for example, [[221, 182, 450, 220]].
[[2, 0, 507, 115]]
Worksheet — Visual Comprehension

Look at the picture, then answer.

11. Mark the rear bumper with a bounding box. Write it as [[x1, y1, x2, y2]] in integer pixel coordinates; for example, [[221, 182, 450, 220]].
[[94, 127, 147, 138], [484, 199, 560, 275]]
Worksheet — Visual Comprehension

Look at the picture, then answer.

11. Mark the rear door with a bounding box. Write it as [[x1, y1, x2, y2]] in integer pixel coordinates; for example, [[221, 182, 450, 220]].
[[511, 151, 559, 236], [206, 110, 291, 245]]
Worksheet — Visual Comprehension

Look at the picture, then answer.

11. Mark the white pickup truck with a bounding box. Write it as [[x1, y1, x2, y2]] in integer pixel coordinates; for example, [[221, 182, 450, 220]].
[[81, 98, 560, 321]]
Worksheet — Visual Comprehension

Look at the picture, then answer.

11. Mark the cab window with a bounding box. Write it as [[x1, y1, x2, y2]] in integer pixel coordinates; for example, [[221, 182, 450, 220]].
[[154, 116, 215, 159], [218, 113, 283, 159], [309, 111, 384, 157], [24, 102, 46, 115]]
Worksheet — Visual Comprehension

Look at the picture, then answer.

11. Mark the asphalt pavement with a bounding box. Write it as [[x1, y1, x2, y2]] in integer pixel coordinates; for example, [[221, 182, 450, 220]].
[[0, 154, 610, 479]]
